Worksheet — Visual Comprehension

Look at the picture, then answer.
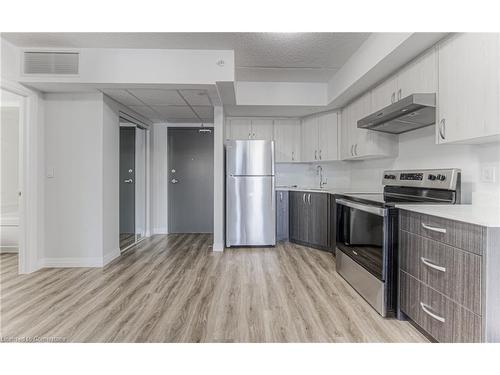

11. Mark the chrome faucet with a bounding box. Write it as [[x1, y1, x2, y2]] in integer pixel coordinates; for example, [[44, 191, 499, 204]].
[[316, 165, 327, 189]]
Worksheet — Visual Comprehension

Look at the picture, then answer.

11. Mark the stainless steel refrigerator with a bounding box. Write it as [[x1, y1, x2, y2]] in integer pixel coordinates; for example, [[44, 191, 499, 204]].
[[225, 140, 276, 247]]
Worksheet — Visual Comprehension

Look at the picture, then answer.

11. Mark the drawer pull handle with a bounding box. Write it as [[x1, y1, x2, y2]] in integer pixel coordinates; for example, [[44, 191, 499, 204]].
[[421, 223, 447, 234], [421, 257, 446, 272], [420, 302, 445, 323]]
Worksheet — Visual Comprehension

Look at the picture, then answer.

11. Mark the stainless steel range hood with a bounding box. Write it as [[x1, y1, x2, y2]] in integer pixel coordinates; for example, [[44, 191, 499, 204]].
[[357, 93, 436, 134]]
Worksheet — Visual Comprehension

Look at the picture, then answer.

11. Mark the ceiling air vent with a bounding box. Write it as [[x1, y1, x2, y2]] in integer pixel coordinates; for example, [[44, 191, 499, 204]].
[[23, 51, 79, 74]]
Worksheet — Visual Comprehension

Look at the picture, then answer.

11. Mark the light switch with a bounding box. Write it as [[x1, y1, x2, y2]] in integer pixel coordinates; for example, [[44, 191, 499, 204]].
[[47, 167, 55, 178]]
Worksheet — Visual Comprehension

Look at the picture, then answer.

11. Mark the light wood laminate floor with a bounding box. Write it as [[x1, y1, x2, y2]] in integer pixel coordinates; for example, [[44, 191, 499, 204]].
[[0, 234, 427, 342]]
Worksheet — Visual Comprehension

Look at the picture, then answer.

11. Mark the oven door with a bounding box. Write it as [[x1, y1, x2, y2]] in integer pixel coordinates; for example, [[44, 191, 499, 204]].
[[336, 198, 387, 281]]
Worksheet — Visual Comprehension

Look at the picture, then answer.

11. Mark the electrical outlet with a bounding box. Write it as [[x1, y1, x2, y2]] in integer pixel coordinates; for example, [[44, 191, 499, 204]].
[[481, 166, 497, 183]]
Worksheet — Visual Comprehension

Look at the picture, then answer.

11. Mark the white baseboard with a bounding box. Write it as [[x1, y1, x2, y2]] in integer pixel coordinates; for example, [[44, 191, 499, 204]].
[[0, 247, 19, 254], [212, 242, 224, 252], [103, 248, 121, 266], [152, 228, 169, 235], [40, 256, 104, 268]]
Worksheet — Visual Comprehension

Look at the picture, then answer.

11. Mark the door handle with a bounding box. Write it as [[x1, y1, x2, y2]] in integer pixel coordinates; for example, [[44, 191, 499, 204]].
[[279, 192, 283, 201], [350, 145, 354, 156], [292, 151, 295, 161], [308, 193, 311, 205], [421, 257, 446, 273], [354, 144, 358, 156], [319, 149, 322, 160], [421, 223, 447, 234], [391, 92, 395, 104], [314, 150, 318, 160], [171, 178, 179, 184], [439, 119, 446, 140], [397, 89, 402, 101], [124, 179, 133, 183], [420, 302, 445, 323], [302, 193, 306, 204]]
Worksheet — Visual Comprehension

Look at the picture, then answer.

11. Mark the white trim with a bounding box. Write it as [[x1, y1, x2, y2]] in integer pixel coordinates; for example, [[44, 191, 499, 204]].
[[212, 242, 224, 252], [153, 228, 169, 235], [40, 257, 103, 268], [103, 248, 120, 266], [1, 78, 43, 274]]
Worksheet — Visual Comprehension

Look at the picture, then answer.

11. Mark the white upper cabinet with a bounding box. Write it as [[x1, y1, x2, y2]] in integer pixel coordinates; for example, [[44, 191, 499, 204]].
[[251, 119, 274, 140], [437, 33, 500, 144], [273, 119, 301, 163], [318, 112, 340, 161], [226, 118, 274, 140], [301, 116, 319, 162], [300, 112, 340, 162], [341, 92, 398, 160], [397, 47, 437, 99], [226, 118, 252, 140], [371, 76, 398, 109]]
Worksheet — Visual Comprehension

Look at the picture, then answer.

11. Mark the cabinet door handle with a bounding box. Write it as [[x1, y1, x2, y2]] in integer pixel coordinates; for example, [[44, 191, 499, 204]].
[[291, 151, 295, 161], [391, 92, 396, 104], [397, 89, 402, 101], [319, 149, 322, 160], [308, 193, 311, 205], [302, 193, 306, 204], [279, 192, 283, 201], [439, 119, 446, 140], [420, 302, 445, 323], [354, 144, 358, 156], [350, 145, 354, 156], [253, 132, 256, 138], [248, 132, 251, 139], [421, 223, 447, 234], [314, 150, 318, 160], [421, 257, 446, 272]]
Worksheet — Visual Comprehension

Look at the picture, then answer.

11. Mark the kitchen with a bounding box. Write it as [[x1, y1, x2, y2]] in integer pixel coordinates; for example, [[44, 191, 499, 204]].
[[1, 28, 500, 362]]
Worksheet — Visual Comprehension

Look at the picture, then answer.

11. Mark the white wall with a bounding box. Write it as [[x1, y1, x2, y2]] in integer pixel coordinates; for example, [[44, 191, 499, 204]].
[[349, 126, 500, 204], [151, 123, 169, 234]]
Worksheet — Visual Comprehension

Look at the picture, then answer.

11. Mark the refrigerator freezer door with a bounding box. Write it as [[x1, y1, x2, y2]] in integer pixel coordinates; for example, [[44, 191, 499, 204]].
[[226, 175, 276, 247], [225, 140, 275, 176]]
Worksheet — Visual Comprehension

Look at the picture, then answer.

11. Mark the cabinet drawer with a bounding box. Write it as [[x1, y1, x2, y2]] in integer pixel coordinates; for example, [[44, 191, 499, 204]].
[[400, 271, 482, 343], [400, 210, 486, 255], [399, 231, 482, 314]]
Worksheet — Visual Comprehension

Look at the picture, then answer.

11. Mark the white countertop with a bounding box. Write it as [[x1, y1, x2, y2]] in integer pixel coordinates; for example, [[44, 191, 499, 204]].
[[275, 186, 380, 195], [396, 204, 500, 228]]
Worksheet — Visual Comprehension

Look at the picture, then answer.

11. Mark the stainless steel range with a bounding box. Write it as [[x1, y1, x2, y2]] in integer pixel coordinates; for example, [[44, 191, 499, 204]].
[[335, 168, 461, 317]]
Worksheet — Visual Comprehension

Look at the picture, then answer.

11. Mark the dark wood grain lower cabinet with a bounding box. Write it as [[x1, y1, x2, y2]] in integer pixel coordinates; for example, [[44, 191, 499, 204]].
[[308, 193, 329, 248], [289, 191, 308, 243], [400, 230, 482, 314], [276, 191, 289, 241], [289, 191, 330, 250], [400, 271, 482, 343]]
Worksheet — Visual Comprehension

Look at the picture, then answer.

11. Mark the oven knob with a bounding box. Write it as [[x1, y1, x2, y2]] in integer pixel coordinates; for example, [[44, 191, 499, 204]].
[[437, 174, 446, 181], [428, 174, 437, 181]]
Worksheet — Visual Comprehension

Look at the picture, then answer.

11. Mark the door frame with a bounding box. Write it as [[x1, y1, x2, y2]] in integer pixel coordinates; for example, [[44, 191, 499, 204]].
[[118, 113, 151, 251], [1, 79, 40, 274]]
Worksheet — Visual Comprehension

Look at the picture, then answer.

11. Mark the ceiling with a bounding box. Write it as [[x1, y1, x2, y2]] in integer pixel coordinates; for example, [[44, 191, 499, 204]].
[[102, 88, 214, 123], [2, 32, 370, 83]]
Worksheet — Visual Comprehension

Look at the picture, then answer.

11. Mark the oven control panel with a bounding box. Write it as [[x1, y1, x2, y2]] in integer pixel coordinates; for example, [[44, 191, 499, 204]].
[[382, 169, 460, 190]]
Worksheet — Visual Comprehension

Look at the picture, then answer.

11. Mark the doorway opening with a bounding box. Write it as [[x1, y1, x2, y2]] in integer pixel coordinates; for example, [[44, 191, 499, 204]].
[[119, 117, 147, 252], [0, 89, 23, 268], [168, 127, 214, 234]]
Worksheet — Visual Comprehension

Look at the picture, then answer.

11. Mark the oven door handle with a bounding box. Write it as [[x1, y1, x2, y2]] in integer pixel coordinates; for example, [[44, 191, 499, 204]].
[[336, 198, 386, 217]]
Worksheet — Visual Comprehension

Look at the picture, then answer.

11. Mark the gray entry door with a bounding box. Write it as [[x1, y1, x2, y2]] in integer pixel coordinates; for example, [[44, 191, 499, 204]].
[[120, 127, 136, 248], [168, 128, 214, 233]]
